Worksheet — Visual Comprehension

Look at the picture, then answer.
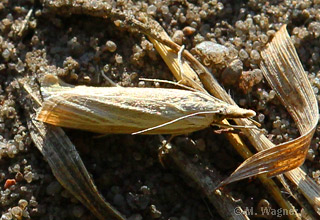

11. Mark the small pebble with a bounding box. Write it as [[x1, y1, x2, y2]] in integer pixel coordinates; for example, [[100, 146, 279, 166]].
[[221, 59, 243, 85], [133, 152, 142, 161], [160, 5, 169, 14], [195, 41, 229, 65], [257, 113, 265, 123], [268, 90, 276, 100], [182, 26, 196, 36], [46, 181, 62, 196], [7, 144, 18, 158], [29, 197, 38, 207], [106, 40, 117, 52], [24, 172, 32, 183], [126, 192, 150, 210], [72, 205, 85, 218], [313, 170, 320, 179], [195, 139, 206, 151], [138, 81, 145, 87], [273, 119, 281, 129], [308, 21, 320, 38], [239, 69, 263, 92], [172, 30, 184, 45], [113, 20, 121, 27], [128, 214, 143, 220], [306, 149, 315, 161], [140, 185, 150, 195], [150, 204, 162, 218], [239, 49, 249, 60], [15, 59, 25, 73], [2, 49, 10, 60], [250, 49, 261, 61], [1, 212, 12, 220], [258, 34, 269, 43], [257, 199, 271, 214], [113, 193, 125, 207], [115, 54, 123, 64], [11, 206, 22, 219], [12, 164, 20, 173], [20, 186, 27, 192], [18, 199, 28, 209], [4, 179, 16, 189], [22, 210, 30, 218], [147, 5, 157, 16]]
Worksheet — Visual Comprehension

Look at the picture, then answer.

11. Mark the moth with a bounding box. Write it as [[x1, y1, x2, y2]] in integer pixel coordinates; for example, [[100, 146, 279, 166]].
[[36, 75, 256, 135]]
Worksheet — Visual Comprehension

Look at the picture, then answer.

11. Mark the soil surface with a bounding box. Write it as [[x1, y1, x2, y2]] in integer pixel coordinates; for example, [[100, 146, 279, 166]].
[[1, 0, 320, 220]]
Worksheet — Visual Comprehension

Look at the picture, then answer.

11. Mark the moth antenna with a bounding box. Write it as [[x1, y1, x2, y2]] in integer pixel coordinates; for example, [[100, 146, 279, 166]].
[[140, 45, 208, 94], [211, 123, 260, 131], [139, 45, 209, 95], [132, 110, 220, 135]]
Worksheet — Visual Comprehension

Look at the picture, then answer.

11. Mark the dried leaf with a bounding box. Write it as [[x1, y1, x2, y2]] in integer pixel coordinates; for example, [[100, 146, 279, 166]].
[[29, 119, 125, 220], [148, 20, 299, 218], [220, 25, 318, 185], [21, 73, 125, 220]]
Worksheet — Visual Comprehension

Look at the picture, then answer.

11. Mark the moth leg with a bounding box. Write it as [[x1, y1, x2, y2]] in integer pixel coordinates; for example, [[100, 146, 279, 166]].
[[100, 70, 119, 87], [92, 133, 112, 139], [248, 118, 261, 127], [211, 123, 261, 131], [158, 135, 176, 167]]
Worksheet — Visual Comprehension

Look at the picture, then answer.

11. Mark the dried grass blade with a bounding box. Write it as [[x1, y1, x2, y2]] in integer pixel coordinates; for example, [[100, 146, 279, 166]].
[[220, 135, 313, 184], [260, 25, 318, 132], [38, 4, 305, 217], [166, 142, 250, 220], [145, 18, 206, 93], [148, 21, 298, 218], [21, 77, 125, 220], [28, 120, 125, 220], [220, 25, 319, 199]]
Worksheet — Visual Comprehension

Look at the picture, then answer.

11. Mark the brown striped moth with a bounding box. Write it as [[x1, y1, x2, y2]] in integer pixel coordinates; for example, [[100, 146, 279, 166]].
[[36, 74, 256, 135]]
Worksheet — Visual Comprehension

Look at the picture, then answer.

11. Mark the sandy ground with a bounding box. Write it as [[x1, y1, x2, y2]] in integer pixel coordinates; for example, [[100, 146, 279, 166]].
[[1, 0, 320, 219]]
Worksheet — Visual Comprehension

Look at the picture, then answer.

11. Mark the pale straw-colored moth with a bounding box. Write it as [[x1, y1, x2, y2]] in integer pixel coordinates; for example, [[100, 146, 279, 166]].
[[36, 74, 256, 135]]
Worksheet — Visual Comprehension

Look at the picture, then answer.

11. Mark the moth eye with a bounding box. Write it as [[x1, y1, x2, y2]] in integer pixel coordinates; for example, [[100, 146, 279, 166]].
[[215, 109, 226, 120], [218, 108, 226, 114]]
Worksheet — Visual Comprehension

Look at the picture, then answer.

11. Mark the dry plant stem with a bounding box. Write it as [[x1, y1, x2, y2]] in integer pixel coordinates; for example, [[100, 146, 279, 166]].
[[166, 142, 250, 220], [153, 21, 318, 217], [41, 1, 314, 217], [21, 82, 125, 220], [220, 25, 319, 215], [28, 120, 125, 220], [260, 26, 320, 214], [149, 24, 299, 219], [39, 2, 279, 217], [16, 8, 33, 37]]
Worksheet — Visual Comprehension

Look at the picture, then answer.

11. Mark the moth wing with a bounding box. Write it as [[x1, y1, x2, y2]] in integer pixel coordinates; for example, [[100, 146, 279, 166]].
[[37, 88, 215, 134]]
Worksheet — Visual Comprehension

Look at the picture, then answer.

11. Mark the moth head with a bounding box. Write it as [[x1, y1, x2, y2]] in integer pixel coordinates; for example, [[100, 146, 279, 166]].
[[219, 105, 256, 119]]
